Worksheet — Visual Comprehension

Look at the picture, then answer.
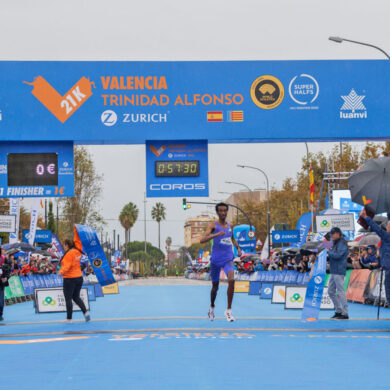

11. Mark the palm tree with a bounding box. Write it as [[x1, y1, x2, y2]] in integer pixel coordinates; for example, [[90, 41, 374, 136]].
[[151, 202, 166, 249], [165, 236, 172, 266], [119, 202, 139, 256]]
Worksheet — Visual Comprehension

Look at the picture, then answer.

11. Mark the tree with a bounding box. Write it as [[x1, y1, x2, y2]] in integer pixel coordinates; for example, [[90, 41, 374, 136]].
[[125, 241, 165, 262], [119, 202, 139, 255], [151, 202, 166, 249], [60, 146, 105, 237], [47, 201, 56, 234]]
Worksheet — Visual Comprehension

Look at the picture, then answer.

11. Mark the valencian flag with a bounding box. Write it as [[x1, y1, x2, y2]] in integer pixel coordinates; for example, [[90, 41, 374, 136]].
[[74, 224, 116, 286], [227, 111, 244, 122], [309, 164, 315, 206]]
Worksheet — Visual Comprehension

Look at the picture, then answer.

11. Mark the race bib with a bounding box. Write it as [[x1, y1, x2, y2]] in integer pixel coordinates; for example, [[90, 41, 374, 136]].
[[221, 237, 232, 246]]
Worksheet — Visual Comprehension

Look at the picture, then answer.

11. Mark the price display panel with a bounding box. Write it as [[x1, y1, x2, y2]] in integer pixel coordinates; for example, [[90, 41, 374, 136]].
[[8, 153, 58, 186], [0, 141, 74, 198]]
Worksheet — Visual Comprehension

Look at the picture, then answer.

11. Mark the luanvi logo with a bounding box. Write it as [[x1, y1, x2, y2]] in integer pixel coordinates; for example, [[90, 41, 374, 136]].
[[340, 89, 367, 119], [24, 76, 95, 123]]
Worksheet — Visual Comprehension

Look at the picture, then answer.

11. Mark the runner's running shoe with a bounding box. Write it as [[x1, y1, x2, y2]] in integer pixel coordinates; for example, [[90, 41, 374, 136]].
[[208, 305, 215, 321], [224, 309, 235, 322]]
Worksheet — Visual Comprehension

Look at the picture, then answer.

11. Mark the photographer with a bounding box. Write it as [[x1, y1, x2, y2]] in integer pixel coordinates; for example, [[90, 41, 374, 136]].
[[0, 258, 11, 321]]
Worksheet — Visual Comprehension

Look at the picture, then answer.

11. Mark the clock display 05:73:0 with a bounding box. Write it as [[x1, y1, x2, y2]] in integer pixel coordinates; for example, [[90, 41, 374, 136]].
[[155, 160, 200, 177]]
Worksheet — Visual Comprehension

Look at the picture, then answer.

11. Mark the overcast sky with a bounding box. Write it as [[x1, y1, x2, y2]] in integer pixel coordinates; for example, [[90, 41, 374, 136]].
[[1, 0, 389, 249]]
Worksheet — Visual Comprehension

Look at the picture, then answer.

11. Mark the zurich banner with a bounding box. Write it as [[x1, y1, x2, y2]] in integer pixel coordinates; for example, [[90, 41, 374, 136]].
[[0, 60, 388, 144], [301, 250, 327, 322], [292, 212, 312, 248], [272, 230, 300, 244], [74, 224, 115, 286]]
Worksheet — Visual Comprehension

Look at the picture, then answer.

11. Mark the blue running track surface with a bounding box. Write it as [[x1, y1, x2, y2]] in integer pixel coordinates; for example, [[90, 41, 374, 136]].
[[1, 283, 390, 390]]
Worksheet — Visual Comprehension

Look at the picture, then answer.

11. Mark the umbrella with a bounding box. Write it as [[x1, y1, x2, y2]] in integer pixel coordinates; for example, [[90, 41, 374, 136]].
[[2, 242, 37, 254], [348, 157, 390, 214], [354, 233, 381, 247], [300, 241, 332, 255]]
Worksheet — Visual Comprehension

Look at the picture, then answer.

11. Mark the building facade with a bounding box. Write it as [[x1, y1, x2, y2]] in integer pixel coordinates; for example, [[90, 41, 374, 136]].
[[184, 213, 215, 247]]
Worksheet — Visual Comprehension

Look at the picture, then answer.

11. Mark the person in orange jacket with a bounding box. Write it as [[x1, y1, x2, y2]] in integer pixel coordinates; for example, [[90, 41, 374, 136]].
[[58, 239, 90, 323]]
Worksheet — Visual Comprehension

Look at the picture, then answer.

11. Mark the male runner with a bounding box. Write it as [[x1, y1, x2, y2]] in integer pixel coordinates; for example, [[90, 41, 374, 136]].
[[200, 202, 241, 322]]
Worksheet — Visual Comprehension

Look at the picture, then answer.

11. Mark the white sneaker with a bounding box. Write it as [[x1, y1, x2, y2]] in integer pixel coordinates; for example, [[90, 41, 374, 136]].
[[224, 309, 235, 322], [65, 319, 73, 324], [208, 305, 216, 321], [84, 312, 91, 322]]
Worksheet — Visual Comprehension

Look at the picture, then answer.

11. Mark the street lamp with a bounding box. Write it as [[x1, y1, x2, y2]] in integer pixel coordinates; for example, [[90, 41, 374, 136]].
[[225, 180, 252, 192], [237, 164, 270, 258], [328, 36, 390, 59]]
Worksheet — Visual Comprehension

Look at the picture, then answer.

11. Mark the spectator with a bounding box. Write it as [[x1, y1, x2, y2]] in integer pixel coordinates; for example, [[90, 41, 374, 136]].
[[360, 246, 379, 269], [327, 227, 349, 320]]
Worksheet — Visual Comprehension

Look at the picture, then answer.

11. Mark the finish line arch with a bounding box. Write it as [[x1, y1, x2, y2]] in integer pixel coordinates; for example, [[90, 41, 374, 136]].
[[0, 59, 388, 144]]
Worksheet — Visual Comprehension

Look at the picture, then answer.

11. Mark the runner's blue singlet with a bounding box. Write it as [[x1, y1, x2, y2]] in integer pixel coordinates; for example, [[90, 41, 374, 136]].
[[210, 222, 234, 266]]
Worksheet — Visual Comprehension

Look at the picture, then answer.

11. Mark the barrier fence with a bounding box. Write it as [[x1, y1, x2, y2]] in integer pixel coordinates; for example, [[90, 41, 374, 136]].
[[186, 269, 388, 307], [4, 273, 130, 305]]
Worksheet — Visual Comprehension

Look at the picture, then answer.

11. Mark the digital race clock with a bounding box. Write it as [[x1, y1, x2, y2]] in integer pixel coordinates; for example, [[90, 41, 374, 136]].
[[155, 160, 200, 177]]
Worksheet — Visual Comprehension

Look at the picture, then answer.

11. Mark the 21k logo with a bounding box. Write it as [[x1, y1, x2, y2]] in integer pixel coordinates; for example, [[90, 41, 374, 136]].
[[24, 76, 95, 123]]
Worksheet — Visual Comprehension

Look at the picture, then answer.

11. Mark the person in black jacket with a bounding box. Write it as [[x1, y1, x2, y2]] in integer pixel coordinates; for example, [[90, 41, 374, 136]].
[[327, 227, 349, 320]]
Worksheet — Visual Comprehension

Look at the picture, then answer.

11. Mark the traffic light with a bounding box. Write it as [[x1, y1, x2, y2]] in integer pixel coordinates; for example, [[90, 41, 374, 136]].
[[182, 198, 191, 210]]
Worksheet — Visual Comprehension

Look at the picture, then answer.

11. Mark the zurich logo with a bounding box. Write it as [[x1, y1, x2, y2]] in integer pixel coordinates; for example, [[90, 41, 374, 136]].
[[274, 234, 281, 240], [314, 276, 322, 284], [264, 288, 272, 294], [101, 110, 118, 126]]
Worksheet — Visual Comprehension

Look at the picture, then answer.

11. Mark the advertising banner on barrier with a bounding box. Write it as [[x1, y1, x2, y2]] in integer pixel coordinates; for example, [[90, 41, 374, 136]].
[[260, 283, 273, 299], [363, 269, 386, 304], [285, 286, 334, 310], [101, 283, 119, 294], [8, 276, 25, 298], [272, 285, 287, 303], [346, 269, 371, 303], [35, 287, 89, 313], [234, 281, 250, 293], [302, 250, 327, 321], [74, 224, 115, 286]]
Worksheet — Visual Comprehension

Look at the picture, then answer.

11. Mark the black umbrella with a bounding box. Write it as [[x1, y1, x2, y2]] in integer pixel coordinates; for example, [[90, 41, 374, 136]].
[[3, 242, 37, 254], [348, 157, 390, 214]]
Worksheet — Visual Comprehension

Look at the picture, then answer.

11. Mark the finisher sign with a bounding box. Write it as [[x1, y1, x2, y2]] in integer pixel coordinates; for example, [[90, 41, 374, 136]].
[[0, 61, 389, 144], [0, 141, 74, 198]]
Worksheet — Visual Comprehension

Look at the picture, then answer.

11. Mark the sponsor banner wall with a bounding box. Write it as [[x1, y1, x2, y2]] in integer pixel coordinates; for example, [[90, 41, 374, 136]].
[[260, 283, 273, 299], [234, 281, 250, 293], [101, 283, 119, 294], [0, 60, 387, 144], [346, 269, 371, 303]]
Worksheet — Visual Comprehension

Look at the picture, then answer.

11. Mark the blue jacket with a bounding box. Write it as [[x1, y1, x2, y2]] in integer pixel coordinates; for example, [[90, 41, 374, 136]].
[[365, 216, 390, 270], [328, 237, 348, 275]]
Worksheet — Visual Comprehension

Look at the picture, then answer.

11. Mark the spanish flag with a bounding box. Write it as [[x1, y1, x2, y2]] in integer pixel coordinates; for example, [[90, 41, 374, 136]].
[[309, 164, 314, 206], [207, 111, 223, 122]]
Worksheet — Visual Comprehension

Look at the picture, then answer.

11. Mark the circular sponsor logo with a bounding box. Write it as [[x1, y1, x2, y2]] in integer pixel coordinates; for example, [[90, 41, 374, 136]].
[[288, 74, 319, 105], [63, 161, 69, 167], [264, 288, 272, 294], [93, 258, 103, 268], [274, 234, 281, 240], [248, 230, 255, 238], [250, 75, 284, 109], [101, 110, 117, 126], [314, 276, 322, 284], [168, 153, 173, 158]]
